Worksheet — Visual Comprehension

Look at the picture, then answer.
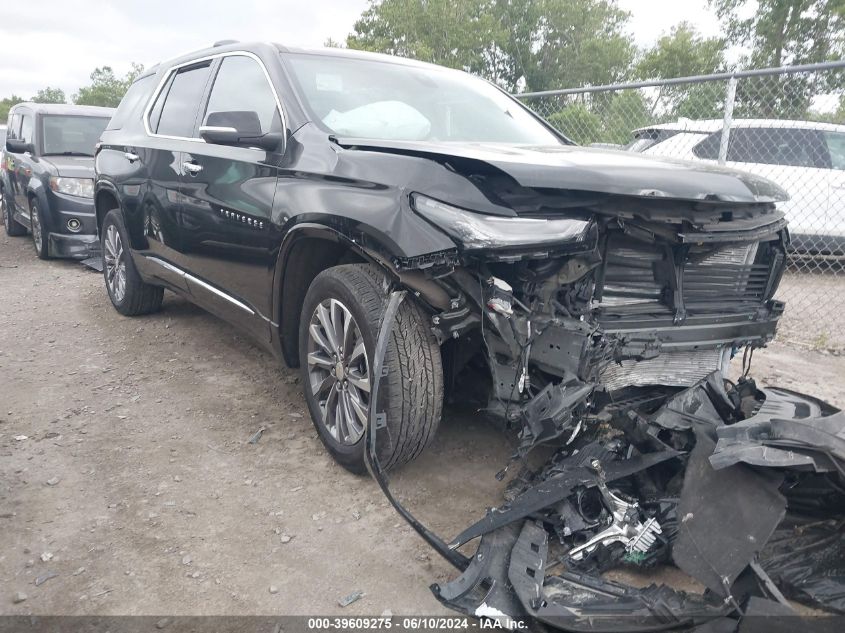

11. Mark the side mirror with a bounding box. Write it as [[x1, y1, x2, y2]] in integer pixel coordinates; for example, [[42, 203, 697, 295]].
[[199, 110, 283, 152], [6, 138, 33, 154]]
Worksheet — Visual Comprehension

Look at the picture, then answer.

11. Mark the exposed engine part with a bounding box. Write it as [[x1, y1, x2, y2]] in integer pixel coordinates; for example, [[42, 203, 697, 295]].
[[566, 459, 662, 561]]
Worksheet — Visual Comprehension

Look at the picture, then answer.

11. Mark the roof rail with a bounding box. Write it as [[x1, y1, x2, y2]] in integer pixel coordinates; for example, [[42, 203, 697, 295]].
[[213, 39, 239, 47]]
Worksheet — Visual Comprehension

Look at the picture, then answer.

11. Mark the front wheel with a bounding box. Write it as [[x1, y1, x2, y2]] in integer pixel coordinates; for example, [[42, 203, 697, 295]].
[[101, 209, 164, 316], [299, 264, 443, 474], [30, 200, 49, 259]]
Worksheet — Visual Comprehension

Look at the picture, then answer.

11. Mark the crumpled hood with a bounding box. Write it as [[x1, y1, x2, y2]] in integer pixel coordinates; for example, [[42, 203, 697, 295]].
[[334, 138, 789, 204], [41, 155, 95, 179]]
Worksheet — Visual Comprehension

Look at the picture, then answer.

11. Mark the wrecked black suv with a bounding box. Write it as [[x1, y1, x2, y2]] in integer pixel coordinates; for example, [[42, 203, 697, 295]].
[[96, 42, 844, 628]]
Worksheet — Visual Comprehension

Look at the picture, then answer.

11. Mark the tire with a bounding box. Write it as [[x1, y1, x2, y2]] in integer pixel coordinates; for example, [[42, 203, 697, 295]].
[[299, 263, 443, 474], [30, 200, 49, 259], [101, 209, 164, 316], [1, 192, 26, 237]]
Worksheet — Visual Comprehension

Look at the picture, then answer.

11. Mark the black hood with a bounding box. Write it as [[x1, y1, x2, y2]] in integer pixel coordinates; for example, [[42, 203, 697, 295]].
[[333, 139, 789, 205], [40, 155, 95, 179]]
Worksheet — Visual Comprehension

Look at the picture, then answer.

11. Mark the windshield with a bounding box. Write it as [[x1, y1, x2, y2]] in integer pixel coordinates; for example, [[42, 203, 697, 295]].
[[41, 115, 110, 156], [284, 53, 564, 145]]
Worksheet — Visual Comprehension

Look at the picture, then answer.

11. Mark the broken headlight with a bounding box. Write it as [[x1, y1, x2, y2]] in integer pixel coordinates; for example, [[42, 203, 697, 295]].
[[411, 193, 590, 251]]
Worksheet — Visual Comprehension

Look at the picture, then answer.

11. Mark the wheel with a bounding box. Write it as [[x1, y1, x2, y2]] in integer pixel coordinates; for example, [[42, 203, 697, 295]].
[[30, 200, 50, 259], [1, 191, 26, 236], [299, 263, 443, 474], [102, 209, 164, 316]]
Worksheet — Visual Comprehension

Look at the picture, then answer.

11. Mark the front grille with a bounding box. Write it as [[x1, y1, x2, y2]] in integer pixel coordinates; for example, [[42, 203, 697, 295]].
[[597, 235, 775, 320]]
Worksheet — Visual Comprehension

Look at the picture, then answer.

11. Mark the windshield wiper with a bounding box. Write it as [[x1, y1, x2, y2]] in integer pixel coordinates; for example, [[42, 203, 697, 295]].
[[44, 151, 94, 157]]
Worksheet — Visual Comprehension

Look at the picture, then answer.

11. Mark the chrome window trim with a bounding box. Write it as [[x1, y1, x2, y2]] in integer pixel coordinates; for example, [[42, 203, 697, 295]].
[[145, 256, 255, 315], [142, 50, 287, 146]]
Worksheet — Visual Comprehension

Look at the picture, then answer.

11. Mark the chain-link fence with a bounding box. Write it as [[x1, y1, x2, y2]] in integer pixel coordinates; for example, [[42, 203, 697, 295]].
[[516, 61, 845, 351]]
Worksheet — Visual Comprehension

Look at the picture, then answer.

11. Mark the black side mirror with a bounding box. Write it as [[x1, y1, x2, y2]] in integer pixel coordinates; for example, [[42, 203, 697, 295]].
[[199, 110, 283, 152], [6, 139, 33, 154]]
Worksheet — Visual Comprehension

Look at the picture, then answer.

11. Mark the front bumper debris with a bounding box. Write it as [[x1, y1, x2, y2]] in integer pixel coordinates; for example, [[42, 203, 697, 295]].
[[367, 291, 845, 632]]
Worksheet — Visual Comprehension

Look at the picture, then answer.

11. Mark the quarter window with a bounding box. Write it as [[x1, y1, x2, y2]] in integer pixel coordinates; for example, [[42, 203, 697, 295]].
[[155, 63, 212, 138], [19, 114, 33, 144], [823, 132, 845, 171], [203, 55, 281, 135]]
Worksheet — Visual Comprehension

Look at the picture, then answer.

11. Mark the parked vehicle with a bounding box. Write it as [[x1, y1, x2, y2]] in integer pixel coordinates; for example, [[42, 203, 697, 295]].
[[2, 103, 114, 258], [95, 42, 844, 628], [0, 124, 6, 219], [625, 118, 845, 254]]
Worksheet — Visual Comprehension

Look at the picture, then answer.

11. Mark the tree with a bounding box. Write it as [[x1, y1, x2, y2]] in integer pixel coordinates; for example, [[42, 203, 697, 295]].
[[31, 87, 66, 104], [345, 0, 636, 92], [636, 23, 728, 120], [0, 96, 24, 123], [74, 63, 144, 107], [710, 0, 845, 118]]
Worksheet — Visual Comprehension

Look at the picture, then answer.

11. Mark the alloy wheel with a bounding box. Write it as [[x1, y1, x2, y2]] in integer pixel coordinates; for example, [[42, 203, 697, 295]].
[[31, 205, 43, 253], [104, 224, 127, 302], [306, 298, 371, 445]]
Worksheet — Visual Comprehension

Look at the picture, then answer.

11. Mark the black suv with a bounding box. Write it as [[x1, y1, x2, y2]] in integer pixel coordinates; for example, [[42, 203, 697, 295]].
[[3, 103, 114, 258], [95, 41, 790, 474]]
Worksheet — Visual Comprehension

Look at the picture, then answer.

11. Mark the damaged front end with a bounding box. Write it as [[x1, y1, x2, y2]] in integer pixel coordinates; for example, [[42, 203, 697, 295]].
[[365, 187, 844, 630]]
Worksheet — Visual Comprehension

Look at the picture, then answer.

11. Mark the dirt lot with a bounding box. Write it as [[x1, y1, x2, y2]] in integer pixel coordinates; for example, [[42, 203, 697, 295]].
[[2, 230, 845, 616]]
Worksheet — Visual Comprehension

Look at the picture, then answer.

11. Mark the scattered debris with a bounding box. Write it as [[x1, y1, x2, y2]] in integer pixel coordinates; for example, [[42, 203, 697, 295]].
[[14, 435, 28, 441], [248, 427, 266, 444], [35, 571, 58, 586], [155, 617, 170, 629], [280, 534, 293, 544], [269, 585, 279, 594], [39, 552, 53, 563], [181, 555, 192, 566], [45, 477, 60, 486], [12, 592, 27, 604], [338, 590, 364, 607], [72, 567, 85, 576]]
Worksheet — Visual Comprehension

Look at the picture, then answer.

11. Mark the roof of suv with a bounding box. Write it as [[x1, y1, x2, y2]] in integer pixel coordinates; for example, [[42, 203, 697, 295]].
[[11, 102, 115, 116], [635, 118, 845, 134]]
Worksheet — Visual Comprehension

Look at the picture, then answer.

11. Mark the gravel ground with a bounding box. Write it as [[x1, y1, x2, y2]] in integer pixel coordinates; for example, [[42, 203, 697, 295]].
[[2, 230, 844, 616]]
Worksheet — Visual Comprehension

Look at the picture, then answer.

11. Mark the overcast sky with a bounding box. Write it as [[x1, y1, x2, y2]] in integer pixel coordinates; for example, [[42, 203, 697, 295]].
[[0, 0, 723, 100]]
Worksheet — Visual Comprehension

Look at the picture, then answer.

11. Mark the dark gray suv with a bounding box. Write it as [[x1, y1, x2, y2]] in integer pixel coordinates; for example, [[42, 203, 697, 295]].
[[2, 103, 114, 258]]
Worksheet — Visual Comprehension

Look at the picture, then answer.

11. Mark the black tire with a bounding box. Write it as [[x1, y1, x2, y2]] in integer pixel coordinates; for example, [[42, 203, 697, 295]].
[[30, 200, 50, 259], [299, 263, 443, 474], [101, 209, 164, 316], [1, 192, 26, 237]]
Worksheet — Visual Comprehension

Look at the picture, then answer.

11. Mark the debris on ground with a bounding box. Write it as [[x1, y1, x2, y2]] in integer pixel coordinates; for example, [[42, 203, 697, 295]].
[[35, 571, 58, 587], [12, 592, 27, 604], [338, 590, 364, 607], [248, 427, 266, 444], [39, 552, 53, 563]]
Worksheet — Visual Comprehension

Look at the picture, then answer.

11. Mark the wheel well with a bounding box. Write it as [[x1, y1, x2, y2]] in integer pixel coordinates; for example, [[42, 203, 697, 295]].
[[95, 190, 120, 234], [279, 236, 366, 367]]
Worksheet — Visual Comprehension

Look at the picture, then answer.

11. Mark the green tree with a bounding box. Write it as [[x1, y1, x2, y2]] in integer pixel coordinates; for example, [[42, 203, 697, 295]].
[[74, 63, 144, 107], [345, 0, 636, 92], [547, 104, 603, 144], [710, 0, 845, 118], [0, 95, 24, 123], [31, 87, 66, 104]]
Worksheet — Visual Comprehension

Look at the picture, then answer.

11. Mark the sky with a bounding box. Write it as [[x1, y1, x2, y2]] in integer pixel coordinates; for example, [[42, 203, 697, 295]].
[[0, 0, 724, 100]]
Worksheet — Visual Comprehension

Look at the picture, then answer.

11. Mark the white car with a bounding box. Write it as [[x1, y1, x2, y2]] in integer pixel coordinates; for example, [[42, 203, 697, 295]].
[[626, 119, 845, 254]]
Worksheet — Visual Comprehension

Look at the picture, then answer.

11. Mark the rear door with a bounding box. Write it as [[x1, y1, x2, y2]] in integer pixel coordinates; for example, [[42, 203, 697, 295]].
[[13, 109, 35, 217], [177, 53, 283, 341]]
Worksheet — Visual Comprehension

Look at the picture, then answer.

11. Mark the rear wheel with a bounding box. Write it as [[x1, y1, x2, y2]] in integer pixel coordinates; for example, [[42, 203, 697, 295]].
[[1, 192, 26, 236], [299, 264, 443, 473], [30, 200, 49, 259], [102, 209, 164, 316]]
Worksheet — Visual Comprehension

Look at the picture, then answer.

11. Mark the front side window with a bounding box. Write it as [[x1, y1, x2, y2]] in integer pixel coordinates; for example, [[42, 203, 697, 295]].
[[155, 63, 212, 137], [823, 132, 845, 171], [284, 53, 563, 144], [6, 114, 21, 140], [19, 114, 33, 144], [204, 55, 281, 135], [42, 116, 110, 156]]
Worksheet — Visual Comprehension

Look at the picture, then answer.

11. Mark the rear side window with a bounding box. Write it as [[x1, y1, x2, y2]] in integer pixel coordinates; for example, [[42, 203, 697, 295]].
[[624, 129, 681, 152], [155, 63, 212, 138], [19, 114, 34, 144], [203, 55, 281, 135], [108, 75, 156, 130], [693, 132, 720, 159], [728, 127, 826, 168], [823, 132, 845, 171]]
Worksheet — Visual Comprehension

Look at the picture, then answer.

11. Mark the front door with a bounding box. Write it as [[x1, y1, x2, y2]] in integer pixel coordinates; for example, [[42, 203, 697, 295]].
[[177, 54, 283, 341]]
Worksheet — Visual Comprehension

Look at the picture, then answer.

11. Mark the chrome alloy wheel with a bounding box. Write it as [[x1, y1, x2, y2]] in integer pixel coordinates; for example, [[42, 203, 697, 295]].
[[104, 224, 127, 302], [306, 298, 371, 445], [31, 205, 43, 252]]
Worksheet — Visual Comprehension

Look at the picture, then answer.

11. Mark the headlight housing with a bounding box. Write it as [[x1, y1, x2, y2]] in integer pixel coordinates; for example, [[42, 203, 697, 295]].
[[49, 177, 94, 199], [411, 193, 591, 251]]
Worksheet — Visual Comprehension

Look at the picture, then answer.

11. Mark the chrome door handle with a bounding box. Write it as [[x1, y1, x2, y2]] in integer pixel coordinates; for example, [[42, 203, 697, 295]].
[[182, 162, 203, 175], [124, 152, 140, 162]]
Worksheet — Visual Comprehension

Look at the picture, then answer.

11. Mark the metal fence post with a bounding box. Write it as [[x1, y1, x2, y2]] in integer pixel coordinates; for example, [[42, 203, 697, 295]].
[[718, 76, 738, 165]]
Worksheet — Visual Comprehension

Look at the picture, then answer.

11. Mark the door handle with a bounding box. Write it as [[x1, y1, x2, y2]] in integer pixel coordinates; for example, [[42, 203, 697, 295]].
[[182, 161, 203, 175], [124, 152, 140, 163]]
